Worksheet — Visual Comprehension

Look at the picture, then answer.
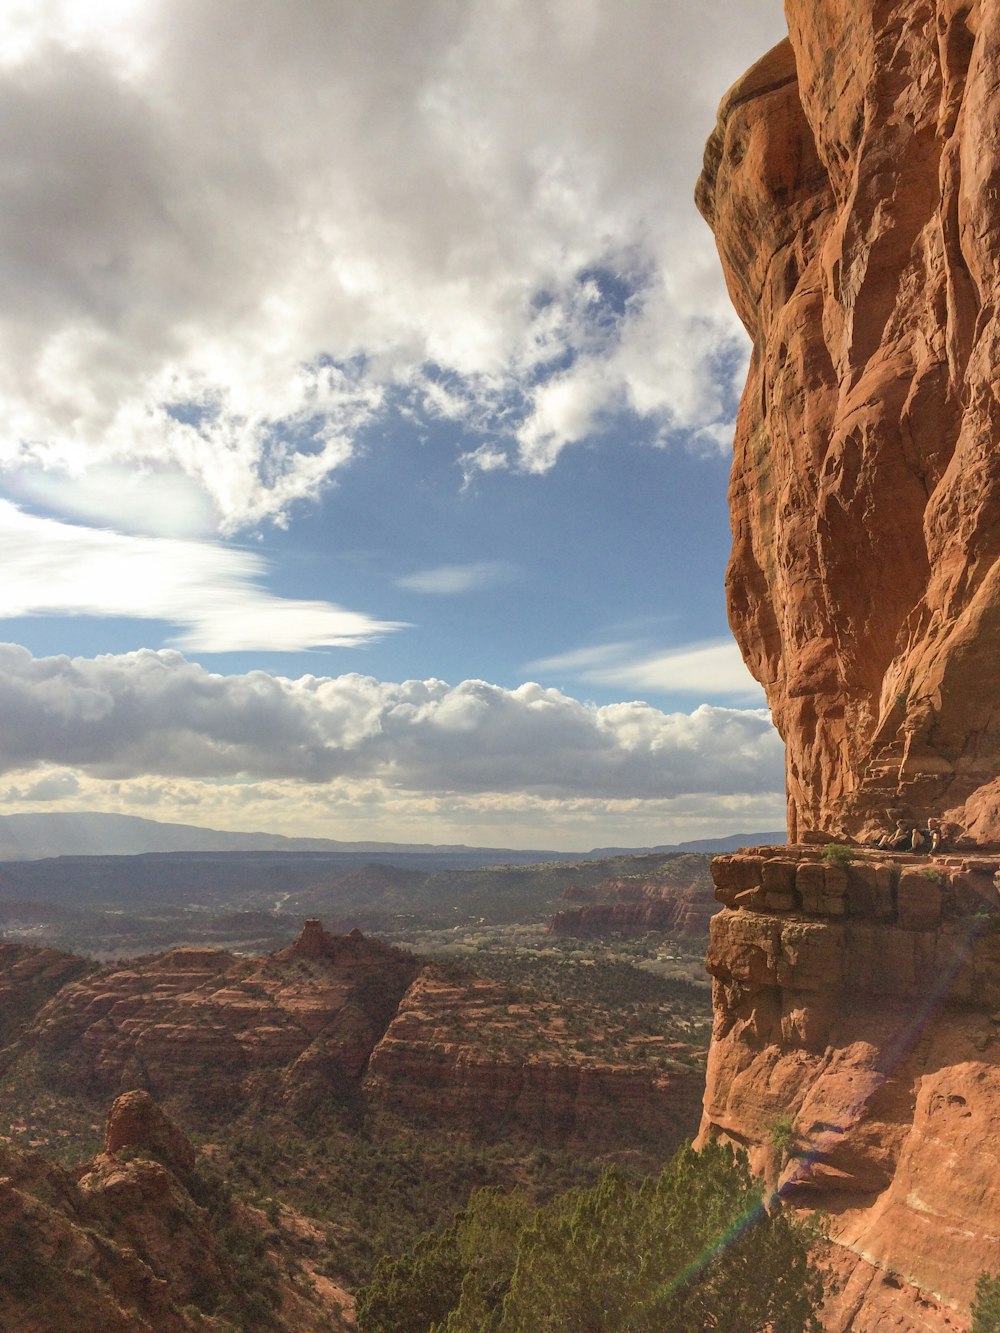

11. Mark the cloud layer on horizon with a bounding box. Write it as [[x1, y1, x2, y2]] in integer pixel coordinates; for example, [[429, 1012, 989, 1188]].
[[0, 644, 784, 802], [0, 0, 786, 532]]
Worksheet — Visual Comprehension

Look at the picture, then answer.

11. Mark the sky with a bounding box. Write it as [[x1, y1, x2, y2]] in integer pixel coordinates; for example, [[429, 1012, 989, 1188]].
[[0, 0, 790, 851]]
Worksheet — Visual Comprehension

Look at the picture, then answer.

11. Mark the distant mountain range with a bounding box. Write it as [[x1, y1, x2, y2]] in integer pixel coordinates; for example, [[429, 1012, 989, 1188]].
[[0, 811, 784, 863], [589, 833, 786, 856]]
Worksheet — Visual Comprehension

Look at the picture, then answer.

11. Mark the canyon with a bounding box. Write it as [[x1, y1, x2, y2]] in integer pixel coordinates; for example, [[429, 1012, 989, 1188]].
[[548, 860, 716, 941], [9, 920, 702, 1145], [0, 920, 708, 1326]]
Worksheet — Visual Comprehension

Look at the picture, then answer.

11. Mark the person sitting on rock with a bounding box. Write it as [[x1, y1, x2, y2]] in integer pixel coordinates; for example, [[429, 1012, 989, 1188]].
[[876, 819, 915, 851], [911, 817, 942, 853]]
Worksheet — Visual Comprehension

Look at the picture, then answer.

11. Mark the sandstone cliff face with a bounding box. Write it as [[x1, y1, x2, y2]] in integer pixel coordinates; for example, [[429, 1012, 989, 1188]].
[[698, 0, 1000, 845], [26, 926, 420, 1120], [364, 968, 703, 1149], [4, 926, 705, 1158], [548, 869, 717, 940], [702, 846, 1000, 1330]]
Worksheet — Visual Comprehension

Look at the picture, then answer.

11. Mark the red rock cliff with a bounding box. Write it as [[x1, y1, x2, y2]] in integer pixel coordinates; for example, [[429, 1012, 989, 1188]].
[[698, 0, 1000, 845], [702, 844, 1000, 1330]]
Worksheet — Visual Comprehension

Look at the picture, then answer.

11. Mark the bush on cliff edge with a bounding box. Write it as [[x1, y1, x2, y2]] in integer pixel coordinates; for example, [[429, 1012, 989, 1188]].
[[356, 1140, 825, 1333]]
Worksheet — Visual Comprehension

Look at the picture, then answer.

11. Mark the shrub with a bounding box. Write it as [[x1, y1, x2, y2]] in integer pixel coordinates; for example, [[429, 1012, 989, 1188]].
[[822, 843, 852, 867], [973, 1271, 1000, 1332], [771, 1115, 798, 1157], [356, 1141, 825, 1333]]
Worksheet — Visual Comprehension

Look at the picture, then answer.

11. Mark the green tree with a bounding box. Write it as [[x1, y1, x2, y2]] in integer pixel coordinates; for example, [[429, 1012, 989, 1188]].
[[357, 1142, 825, 1333], [356, 1188, 531, 1333], [973, 1271, 1000, 1332]]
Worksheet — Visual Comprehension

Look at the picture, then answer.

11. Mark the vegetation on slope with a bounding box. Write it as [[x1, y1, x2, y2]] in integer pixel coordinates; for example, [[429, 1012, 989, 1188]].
[[355, 1141, 825, 1333]]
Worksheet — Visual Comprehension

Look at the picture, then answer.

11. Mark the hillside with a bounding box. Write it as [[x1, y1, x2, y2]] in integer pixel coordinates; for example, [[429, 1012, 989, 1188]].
[[0, 923, 713, 1307]]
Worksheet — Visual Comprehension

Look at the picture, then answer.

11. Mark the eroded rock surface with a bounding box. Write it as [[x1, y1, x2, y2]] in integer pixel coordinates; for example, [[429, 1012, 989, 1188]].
[[24, 924, 420, 1119], [701, 846, 1000, 1331], [548, 865, 716, 939], [3, 926, 705, 1155], [365, 967, 703, 1148], [0, 1093, 353, 1333], [698, 0, 1000, 845]]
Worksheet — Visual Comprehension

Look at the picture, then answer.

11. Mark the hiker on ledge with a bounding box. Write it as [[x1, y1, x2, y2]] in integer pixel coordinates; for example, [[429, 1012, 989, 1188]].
[[911, 817, 942, 853], [873, 817, 942, 852]]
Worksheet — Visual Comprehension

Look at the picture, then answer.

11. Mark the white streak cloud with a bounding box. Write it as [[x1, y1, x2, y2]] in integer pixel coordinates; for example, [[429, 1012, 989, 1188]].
[[531, 638, 764, 699], [395, 561, 516, 595], [0, 501, 402, 652]]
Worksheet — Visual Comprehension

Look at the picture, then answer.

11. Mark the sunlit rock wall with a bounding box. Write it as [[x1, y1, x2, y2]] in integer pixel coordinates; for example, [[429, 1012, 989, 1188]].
[[697, 0, 1000, 846]]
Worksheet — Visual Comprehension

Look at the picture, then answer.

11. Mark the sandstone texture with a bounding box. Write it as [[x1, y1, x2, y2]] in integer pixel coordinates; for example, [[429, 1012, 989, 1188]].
[[364, 967, 703, 1149], [701, 846, 1000, 1331], [548, 865, 717, 939], [3, 925, 705, 1157], [0, 1093, 353, 1333], [698, 0, 1000, 846], [24, 925, 420, 1120]]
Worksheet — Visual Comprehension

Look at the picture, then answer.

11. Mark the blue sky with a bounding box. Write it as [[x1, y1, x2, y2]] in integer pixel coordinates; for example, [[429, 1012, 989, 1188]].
[[0, 0, 789, 850]]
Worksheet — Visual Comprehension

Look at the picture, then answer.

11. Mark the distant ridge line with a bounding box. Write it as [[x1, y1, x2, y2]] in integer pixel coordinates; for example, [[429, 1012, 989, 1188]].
[[0, 810, 784, 863]]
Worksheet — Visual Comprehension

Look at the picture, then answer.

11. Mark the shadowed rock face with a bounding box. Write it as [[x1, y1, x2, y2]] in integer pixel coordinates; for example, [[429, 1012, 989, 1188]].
[[698, 0, 1000, 846]]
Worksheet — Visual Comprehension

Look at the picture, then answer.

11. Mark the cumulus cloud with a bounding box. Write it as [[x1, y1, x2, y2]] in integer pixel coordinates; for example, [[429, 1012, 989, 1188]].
[[0, 644, 784, 799], [0, 501, 402, 652], [0, 0, 786, 529], [531, 638, 764, 700]]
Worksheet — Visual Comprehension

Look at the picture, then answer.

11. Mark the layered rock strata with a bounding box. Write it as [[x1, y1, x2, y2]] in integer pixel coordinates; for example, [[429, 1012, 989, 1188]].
[[698, 0, 1000, 845], [6, 926, 704, 1154], [364, 968, 703, 1148], [702, 845, 1000, 1330], [548, 870, 717, 939], [27, 926, 420, 1119]]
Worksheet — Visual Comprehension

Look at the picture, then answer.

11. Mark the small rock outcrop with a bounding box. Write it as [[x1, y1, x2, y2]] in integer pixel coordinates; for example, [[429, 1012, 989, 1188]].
[[698, 0, 1000, 846], [104, 1089, 196, 1175], [0, 1094, 353, 1333]]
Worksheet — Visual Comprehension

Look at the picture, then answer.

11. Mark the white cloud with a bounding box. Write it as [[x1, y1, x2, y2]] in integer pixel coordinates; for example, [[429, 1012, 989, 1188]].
[[0, 645, 785, 800], [395, 561, 516, 595], [0, 0, 786, 528], [1, 769, 81, 801], [531, 638, 764, 699], [0, 766, 788, 850], [5, 463, 219, 537], [0, 500, 402, 652]]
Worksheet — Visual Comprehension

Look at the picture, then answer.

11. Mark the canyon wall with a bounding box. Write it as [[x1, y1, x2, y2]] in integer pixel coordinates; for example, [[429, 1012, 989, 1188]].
[[548, 868, 716, 939], [702, 844, 1000, 1330], [697, 0, 1000, 845], [9, 923, 701, 1153]]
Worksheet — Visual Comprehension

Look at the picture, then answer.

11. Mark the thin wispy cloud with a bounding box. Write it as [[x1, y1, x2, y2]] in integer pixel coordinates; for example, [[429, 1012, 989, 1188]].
[[396, 561, 516, 595], [0, 501, 402, 653], [531, 638, 764, 700]]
